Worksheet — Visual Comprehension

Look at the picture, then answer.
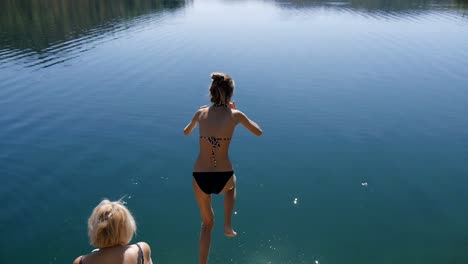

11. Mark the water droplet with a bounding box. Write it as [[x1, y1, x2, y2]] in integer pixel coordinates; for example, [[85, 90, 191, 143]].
[[315, 260, 319, 264], [234, 211, 238, 215], [361, 182, 368, 187]]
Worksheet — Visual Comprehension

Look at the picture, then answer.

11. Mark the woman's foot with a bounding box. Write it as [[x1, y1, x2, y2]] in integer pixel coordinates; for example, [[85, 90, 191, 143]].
[[224, 226, 237, 237]]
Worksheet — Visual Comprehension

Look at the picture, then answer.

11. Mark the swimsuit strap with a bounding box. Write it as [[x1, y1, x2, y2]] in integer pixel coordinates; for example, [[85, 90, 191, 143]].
[[213, 103, 228, 107], [200, 136, 231, 167], [200, 136, 231, 140], [135, 243, 144, 264]]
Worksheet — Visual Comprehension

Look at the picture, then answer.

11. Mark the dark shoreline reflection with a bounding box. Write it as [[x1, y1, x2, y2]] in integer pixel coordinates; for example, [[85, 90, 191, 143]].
[[273, 0, 468, 13], [0, 0, 187, 59], [455, 0, 468, 9]]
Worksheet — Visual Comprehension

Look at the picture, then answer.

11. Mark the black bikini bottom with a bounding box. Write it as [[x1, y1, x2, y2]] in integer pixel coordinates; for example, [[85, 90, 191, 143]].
[[193, 171, 234, 194]]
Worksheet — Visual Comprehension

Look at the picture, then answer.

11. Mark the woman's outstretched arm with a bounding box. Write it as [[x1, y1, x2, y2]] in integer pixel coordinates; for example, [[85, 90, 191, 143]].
[[235, 110, 262, 136], [184, 109, 201, 135]]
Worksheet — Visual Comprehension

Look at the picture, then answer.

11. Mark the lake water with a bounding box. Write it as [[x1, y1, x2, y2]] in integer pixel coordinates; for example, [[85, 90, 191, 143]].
[[1, 0, 468, 263]]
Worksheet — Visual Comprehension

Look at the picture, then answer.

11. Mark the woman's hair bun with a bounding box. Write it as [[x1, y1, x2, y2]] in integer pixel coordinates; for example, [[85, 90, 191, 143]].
[[209, 72, 234, 105], [211, 72, 225, 81]]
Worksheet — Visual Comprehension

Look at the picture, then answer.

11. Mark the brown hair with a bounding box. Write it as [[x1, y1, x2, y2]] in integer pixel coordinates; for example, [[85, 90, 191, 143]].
[[209, 72, 234, 105], [87, 199, 136, 248]]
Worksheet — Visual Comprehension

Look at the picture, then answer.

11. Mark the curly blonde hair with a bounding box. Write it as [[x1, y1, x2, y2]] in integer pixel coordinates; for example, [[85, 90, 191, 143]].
[[87, 199, 136, 248]]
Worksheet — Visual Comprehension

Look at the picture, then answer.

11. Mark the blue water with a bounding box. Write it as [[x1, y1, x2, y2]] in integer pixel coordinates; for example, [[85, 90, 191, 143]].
[[1, 0, 468, 263]]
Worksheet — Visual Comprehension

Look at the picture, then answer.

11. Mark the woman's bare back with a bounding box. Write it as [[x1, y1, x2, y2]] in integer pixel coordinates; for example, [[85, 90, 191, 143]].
[[74, 243, 152, 264], [184, 104, 262, 172], [195, 106, 237, 171]]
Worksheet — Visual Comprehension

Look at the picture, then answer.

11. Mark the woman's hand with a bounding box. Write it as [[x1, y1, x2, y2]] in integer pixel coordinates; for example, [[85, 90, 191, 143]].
[[229, 101, 236, 109]]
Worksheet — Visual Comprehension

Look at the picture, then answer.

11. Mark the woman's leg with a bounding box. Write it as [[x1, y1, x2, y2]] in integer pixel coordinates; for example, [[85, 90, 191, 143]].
[[193, 178, 214, 264], [221, 175, 237, 237]]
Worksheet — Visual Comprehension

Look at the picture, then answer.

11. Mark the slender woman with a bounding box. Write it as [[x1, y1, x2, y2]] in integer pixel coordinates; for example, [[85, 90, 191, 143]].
[[184, 72, 262, 264]]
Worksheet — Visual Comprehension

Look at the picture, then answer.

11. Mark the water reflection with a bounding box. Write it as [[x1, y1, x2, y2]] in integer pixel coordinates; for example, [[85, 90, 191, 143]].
[[455, 0, 468, 9], [1, 0, 466, 69], [273, 0, 468, 13], [0, 0, 187, 67]]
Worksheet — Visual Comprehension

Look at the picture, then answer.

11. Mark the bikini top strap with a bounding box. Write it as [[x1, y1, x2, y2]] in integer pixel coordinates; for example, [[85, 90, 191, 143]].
[[199, 136, 231, 167], [135, 243, 144, 264], [200, 136, 231, 140]]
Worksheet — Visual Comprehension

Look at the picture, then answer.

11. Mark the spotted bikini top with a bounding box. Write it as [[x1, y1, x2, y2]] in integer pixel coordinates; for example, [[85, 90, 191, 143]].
[[200, 136, 231, 167]]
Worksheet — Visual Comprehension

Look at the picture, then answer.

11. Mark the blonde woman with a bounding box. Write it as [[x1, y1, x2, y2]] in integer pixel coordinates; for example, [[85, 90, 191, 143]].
[[184, 72, 262, 264], [73, 200, 153, 264]]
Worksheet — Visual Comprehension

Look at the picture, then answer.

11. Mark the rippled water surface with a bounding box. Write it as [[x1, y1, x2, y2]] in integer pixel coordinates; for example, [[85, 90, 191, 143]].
[[1, 0, 468, 263]]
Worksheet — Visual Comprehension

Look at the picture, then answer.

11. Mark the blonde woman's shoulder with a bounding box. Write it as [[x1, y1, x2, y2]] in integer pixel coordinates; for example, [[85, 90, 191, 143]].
[[73, 256, 83, 264], [136, 242, 153, 264]]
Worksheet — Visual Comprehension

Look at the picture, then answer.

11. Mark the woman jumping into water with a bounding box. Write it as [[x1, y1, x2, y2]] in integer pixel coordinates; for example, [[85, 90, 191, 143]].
[[184, 72, 262, 264]]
